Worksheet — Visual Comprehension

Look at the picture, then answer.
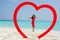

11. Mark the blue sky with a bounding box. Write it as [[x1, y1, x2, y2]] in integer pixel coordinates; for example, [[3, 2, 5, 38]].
[[0, 0, 60, 21]]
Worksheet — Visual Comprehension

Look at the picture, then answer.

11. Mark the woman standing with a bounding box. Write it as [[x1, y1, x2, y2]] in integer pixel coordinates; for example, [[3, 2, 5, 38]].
[[31, 14, 36, 32], [27, 14, 36, 32]]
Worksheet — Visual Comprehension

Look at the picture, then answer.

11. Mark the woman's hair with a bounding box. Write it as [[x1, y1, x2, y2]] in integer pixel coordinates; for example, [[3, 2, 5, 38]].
[[31, 14, 36, 19]]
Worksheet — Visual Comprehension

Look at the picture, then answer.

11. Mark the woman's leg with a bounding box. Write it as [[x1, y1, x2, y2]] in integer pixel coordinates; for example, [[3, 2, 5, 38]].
[[32, 23, 35, 32], [32, 27, 35, 32]]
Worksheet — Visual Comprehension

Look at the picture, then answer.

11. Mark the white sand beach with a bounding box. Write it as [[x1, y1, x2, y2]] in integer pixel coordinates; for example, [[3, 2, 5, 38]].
[[0, 27, 60, 40]]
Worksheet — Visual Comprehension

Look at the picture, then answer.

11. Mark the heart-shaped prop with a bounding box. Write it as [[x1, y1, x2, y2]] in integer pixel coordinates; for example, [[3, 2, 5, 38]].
[[13, 2, 57, 39]]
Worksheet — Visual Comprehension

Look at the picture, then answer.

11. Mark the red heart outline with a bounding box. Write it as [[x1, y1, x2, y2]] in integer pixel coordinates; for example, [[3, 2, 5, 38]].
[[13, 2, 57, 39]]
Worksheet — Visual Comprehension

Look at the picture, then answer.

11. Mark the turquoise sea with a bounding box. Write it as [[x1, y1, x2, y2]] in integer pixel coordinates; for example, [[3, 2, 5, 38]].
[[0, 20, 60, 31]]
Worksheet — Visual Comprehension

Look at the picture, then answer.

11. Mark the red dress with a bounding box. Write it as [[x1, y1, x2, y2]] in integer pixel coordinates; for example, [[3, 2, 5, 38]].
[[31, 18, 35, 28]]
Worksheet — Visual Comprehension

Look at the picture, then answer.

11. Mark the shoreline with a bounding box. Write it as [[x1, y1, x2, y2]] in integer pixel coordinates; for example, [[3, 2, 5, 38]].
[[0, 27, 60, 32]]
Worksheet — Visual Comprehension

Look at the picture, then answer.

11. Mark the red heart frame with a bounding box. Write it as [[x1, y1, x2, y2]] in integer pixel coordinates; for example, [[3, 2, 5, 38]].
[[13, 2, 57, 39]]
